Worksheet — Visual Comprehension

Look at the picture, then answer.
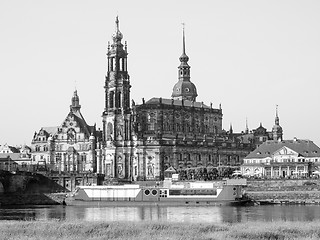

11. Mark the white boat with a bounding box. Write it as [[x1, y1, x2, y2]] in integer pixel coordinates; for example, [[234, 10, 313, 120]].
[[65, 178, 249, 206]]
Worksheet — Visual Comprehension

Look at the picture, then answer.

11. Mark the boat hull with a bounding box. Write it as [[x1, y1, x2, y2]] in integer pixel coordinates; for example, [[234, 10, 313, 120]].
[[65, 198, 251, 207]]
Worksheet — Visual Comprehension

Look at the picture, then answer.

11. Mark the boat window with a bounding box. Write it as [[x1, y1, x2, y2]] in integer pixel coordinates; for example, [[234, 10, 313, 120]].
[[152, 189, 158, 196], [144, 189, 150, 196]]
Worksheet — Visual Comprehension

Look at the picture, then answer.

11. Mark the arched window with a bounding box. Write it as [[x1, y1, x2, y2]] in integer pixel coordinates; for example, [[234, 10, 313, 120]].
[[119, 58, 122, 71]]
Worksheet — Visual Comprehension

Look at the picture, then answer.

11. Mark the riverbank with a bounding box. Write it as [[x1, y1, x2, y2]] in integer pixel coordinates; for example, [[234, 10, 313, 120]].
[[0, 220, 319, 240], [245, 179, 320, 204]]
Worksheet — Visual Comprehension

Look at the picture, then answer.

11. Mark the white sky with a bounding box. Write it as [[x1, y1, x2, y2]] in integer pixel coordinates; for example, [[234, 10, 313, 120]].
[[1, 0, 319, 146]]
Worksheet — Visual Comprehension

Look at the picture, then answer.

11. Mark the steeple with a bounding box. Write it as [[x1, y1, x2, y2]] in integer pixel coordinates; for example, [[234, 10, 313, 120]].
[[272, 105, 283, 141], [70, 90, 81, 113], [172, 23, 198, 101], [245, 118, 249, 134], [275, 105, 279, 125], [229, 123, 233, 134]]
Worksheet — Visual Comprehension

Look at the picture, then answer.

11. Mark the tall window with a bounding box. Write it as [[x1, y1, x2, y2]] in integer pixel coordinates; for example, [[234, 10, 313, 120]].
[[109, 91, 114, 108], [117, 91, 122, 108]]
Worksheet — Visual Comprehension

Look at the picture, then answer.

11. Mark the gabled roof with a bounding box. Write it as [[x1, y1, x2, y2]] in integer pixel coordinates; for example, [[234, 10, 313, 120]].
[[42, 127, 59, 136], [68, 110, 95, 137], [142, 97, 211, 109], [245, 139, 320, 159]]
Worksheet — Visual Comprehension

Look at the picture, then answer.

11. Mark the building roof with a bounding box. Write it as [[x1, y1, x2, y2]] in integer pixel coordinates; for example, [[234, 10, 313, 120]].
[[0, 144, 20, 153], [42, 127, 59, 136], [245, 139, 320, 159], [0, 153, 30, 161], [143, 97, 212, 109]]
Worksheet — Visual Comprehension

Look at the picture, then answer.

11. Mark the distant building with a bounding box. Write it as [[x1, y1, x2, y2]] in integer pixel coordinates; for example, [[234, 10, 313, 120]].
[[0, 144, 32, 171], [233, 106, 283, 148], [241, 138, 320, 178], [0, 144, 20, 154]]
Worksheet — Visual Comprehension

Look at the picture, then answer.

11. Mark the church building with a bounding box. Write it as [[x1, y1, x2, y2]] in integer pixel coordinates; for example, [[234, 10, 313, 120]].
[[101, 17, 260, 181]]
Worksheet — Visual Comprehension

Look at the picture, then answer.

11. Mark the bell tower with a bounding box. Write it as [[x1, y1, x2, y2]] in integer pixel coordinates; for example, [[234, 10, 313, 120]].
[[172, 24, 198, 101], [104, 16, 131, 114], [102, 17, 133, 180]]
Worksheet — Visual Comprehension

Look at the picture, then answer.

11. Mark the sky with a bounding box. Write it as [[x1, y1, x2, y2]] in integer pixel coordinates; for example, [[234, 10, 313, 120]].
[[1, 0, 319, 146]]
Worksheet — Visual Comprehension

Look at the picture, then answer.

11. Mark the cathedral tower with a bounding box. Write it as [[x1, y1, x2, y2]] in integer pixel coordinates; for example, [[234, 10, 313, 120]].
[[102, 17, 133, 180], [172, 24, 198, 101]]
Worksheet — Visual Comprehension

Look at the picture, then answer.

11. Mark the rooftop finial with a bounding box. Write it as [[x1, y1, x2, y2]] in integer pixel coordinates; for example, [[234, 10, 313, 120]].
[[112, 16, 123, 42]]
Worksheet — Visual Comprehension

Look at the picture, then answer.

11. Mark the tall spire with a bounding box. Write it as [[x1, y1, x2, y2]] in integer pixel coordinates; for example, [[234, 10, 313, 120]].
[[275, 105, 279, 125], [182, 23, 186, 55], [179, 23, 189, 64], [272, 104, 283, 141], [172, 23, 197, 101], [245, 118, 249, 134]]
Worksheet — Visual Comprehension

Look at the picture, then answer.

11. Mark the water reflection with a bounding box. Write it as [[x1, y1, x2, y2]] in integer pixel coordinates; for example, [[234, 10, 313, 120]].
[[1, 205, 320, 223]]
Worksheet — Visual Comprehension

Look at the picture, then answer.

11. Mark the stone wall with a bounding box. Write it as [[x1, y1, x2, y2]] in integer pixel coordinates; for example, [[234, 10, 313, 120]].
[[245, 179, 320, 203], [0, 193, 66, 205], [246, 179, 320, 191]]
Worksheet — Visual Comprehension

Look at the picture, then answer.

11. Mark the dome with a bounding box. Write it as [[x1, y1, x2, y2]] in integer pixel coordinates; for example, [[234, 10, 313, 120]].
[[171, 80, 198, 101], [179, 53, 189, 63]]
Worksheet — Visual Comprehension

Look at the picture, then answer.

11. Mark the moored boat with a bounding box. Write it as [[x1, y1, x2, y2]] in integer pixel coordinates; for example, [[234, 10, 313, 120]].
[[65, 178, 249, 206]]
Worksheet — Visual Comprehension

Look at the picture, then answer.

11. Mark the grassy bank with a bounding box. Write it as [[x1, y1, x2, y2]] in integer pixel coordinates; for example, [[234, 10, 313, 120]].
[[1, 220, 320, 240]]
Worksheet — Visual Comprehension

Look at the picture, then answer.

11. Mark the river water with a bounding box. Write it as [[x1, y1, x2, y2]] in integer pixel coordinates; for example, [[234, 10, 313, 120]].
[[1, 205, 320, 223]]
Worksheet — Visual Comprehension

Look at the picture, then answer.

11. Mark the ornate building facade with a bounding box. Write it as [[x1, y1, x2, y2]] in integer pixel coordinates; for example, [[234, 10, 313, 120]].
[[31, 90, 100, 173]]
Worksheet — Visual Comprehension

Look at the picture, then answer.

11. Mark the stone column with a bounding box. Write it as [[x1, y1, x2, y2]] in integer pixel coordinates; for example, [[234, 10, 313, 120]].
[[279, 166, 281, 178]]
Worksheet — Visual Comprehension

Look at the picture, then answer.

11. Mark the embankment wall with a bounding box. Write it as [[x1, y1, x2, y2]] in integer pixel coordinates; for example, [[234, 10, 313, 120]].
[[246, 179, 320, 203]]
